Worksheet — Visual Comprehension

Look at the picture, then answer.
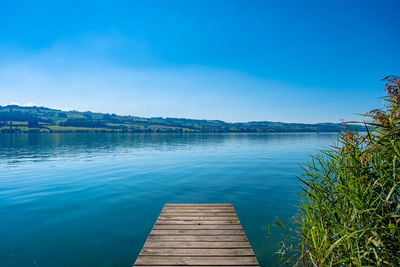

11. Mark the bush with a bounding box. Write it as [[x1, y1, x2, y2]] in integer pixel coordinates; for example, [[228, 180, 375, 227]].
[[278, 76, 400, 266]]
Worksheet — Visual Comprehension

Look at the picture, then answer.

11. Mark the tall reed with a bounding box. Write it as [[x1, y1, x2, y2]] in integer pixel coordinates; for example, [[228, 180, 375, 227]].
[[277, 76, 400, 266]]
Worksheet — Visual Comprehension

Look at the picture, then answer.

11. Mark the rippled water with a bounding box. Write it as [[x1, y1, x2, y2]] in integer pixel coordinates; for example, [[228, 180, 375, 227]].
[[0, 133, 337, 266]]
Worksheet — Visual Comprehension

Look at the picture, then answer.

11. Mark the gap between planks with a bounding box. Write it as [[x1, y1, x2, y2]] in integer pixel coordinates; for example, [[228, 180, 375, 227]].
[[134, 204, 259, 266]]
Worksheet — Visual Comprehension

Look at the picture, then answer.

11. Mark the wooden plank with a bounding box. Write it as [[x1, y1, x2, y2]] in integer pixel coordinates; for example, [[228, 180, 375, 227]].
[[162, 209, 235, 213], [163, 206, 234, 209], [156, 219, 241, 225], [150, 229, 245, 235], [134, 204, 258, 266], [163, 206, 234, 210], [153, 224, 243, 230], [140, 248, 254, 256], [135, 256, 259, 265], [143, 241, 251, 248], [164, 203, 233, 208], [160, 215, 237, 218], [147, 235, 248, 242]]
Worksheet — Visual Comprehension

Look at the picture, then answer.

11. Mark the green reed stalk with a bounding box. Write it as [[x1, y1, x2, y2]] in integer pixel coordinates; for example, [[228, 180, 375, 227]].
[[277, 75, 400, 266]]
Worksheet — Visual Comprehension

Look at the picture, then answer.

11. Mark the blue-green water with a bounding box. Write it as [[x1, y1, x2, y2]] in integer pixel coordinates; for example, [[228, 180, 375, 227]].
[[0, 133, 337, 266]]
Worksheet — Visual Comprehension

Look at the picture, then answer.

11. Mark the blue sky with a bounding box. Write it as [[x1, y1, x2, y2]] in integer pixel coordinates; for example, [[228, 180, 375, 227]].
[[0, 0, 399, 123]]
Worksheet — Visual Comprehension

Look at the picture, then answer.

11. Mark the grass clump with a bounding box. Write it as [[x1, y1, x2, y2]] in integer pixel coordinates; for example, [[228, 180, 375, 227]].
[[278, 76, 400, 266]]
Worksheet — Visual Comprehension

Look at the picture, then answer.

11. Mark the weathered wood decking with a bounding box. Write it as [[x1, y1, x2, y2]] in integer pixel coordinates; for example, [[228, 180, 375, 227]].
[[134, 203, 259, 266]]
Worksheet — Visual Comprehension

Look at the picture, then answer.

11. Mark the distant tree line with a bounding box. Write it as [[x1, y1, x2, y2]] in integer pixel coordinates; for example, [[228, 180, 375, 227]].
[[0, 105, 360, 133]]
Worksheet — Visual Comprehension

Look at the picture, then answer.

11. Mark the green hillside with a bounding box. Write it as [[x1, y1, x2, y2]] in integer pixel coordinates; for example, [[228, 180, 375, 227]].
[[0, 105, 351, 133]]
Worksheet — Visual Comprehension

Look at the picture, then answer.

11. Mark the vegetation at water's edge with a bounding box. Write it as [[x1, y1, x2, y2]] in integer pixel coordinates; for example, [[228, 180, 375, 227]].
[[0, 105, 358, 133], [276, 76, 400, 266]]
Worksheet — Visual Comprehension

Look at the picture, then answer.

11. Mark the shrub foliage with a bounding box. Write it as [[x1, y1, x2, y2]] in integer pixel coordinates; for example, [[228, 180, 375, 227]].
[[279, 76, 400, 266]]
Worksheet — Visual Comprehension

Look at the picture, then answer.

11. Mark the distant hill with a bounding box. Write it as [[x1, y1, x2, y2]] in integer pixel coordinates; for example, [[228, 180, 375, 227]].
[[0, 105, 356, 133]]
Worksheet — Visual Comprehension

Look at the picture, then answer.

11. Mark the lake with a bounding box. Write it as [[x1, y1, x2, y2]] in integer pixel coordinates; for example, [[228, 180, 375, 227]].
[[0, 133, 337, 266]]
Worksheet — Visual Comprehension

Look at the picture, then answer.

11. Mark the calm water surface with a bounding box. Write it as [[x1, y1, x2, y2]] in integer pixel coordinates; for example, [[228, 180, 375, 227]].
[[0, 133, 337, 266]]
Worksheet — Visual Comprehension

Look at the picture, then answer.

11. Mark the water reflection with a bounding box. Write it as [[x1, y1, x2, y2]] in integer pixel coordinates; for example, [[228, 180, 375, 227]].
[[0, 133, 335, 165], [0, 133, 337, 266]]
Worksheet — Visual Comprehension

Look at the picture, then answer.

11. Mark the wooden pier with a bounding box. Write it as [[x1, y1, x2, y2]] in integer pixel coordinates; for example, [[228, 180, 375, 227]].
[[134, 203, 259, 266]]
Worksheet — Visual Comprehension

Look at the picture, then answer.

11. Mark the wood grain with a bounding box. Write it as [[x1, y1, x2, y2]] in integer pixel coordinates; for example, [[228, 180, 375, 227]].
[[133, 203, 259, 266], [135, 256, 259, 265], [143, 241, 251, 248]]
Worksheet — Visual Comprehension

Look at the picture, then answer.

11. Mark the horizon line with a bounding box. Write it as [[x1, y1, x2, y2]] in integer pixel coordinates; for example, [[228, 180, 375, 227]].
[[1, 103, 351, 125]]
